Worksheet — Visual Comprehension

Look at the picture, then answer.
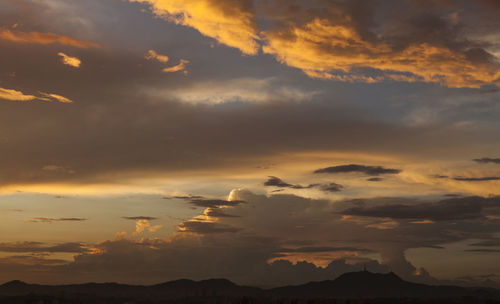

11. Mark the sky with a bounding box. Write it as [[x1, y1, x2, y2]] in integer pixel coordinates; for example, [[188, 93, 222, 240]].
[[0, 0, 499, 288]]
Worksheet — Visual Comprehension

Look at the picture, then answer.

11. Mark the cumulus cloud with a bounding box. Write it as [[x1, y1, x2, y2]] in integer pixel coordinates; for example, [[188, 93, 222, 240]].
[[0, 29, 100, 48], [314, 164, 401, 176], [133, 220, 162, 236], [57, 52, 81, 68], [129, 0, 259, 55], [130, 0, 500, 87]]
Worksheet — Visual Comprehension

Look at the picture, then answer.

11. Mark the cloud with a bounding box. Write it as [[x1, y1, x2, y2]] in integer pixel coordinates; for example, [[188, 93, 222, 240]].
[[0, 87, 73, 103], [0, 29, 100, 48], [130, 0, 500, 87], [474, 157, 500, 164], [162, 59, 189, 73], [129, 0, 259, 55], [39, 92, 73, 103], [464, 249, 500, 253], [453, 176, 500, 182], [178, 221, 242, 234], [205, 207, 240, 218], [29, 217, 87, 223], [133, 220, 162, 236], [0, 87, 37, 101], [264, 176, 343, 193], [0, 242, 86, 253], [188, 199, 246, 208], [340, 196, 500, 221], [57, 52, 81, 68], [145, 49, 169, 63], [122, 216, 159, 221], [314, 164, 401, 176], [264, 176, 316, 189], [278, 246, 374, 254]]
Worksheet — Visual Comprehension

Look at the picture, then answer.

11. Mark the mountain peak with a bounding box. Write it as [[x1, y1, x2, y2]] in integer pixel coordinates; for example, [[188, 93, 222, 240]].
[[1, 280, 29, 287]]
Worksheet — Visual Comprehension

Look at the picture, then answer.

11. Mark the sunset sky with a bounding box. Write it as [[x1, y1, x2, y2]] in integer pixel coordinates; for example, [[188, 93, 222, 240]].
[[1, 0, 500, 288]]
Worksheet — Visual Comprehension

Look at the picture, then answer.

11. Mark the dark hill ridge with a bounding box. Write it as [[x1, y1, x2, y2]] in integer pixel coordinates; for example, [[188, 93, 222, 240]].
[[1, 271, 499, 300], [270, 271, 469, 298]]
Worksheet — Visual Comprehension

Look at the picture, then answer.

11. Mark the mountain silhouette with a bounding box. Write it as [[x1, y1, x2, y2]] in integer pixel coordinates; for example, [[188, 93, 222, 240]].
[[1, 271, 499, 301], [270, 270, 478, 298]]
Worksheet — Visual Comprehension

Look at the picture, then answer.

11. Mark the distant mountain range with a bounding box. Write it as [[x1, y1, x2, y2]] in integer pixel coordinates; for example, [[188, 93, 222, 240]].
[[1, 271, 499, 301]]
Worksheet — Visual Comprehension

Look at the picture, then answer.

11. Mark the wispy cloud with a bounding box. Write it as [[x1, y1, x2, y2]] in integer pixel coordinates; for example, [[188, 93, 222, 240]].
[[0, 87, 73, 103], [0, 87, 37, 101], [29, 217, 87, 223], [0, 29, 100, 48], [162, 59, 189, 73], [314, 164, 401, 176], [145, 49, 169, 63]]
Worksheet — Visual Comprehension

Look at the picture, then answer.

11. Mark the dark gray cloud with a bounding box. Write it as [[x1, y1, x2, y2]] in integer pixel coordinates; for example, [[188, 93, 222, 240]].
[[465, 249, 500, 253], [0, 242, 86, 253], [473, 157, 500, 164], [122, 216, 158, 221], [264, 176, 316, 189], [318, 182, 344, 192], [341, 196, 500, 221], [188, 199, 246, 208], [178, 221, 243, 234], [278, 246, 374, 253], [470, 239, 500, 247], [264, 176, 343, 192], [205, 208, 241, 218], [453, 176, 500, 181], [29, 217, 87, 223], [314, 164, 401, 176], [367, 177, 383, 182]]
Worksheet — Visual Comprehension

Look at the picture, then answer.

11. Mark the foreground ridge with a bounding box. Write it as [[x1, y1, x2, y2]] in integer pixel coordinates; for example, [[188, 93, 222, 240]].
[[1, 271, 499, 303]]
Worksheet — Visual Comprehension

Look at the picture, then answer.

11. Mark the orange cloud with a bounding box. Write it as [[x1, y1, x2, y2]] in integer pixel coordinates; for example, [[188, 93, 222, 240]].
[[0, 29, 100, 48], [133, 220, 162, 236], [162, 59, 189, 73], [0, 87, 37, 101], [145, 50, 169, 63], [39, 92, 73, 103], [130, 0, 259, 55], [57, 52, 81, 68], [262, 18, 500, 88], [0, 87, 73, 103]]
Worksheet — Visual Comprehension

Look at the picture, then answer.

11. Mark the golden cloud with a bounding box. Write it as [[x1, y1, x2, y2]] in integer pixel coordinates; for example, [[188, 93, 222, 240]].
[[57, 52, 81, 68], [130, 0, 259, 55], [262, 18, 500, 88], [0, 87, 37, 101], [145, 49, 169, 63], [0, 29, 100, 48], [162, 59, 189, 73], [0, 87, 73, 103]]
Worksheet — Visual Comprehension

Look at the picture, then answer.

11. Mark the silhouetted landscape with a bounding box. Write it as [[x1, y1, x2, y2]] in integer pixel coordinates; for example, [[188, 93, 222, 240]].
[[1, 271, 499, 304]]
